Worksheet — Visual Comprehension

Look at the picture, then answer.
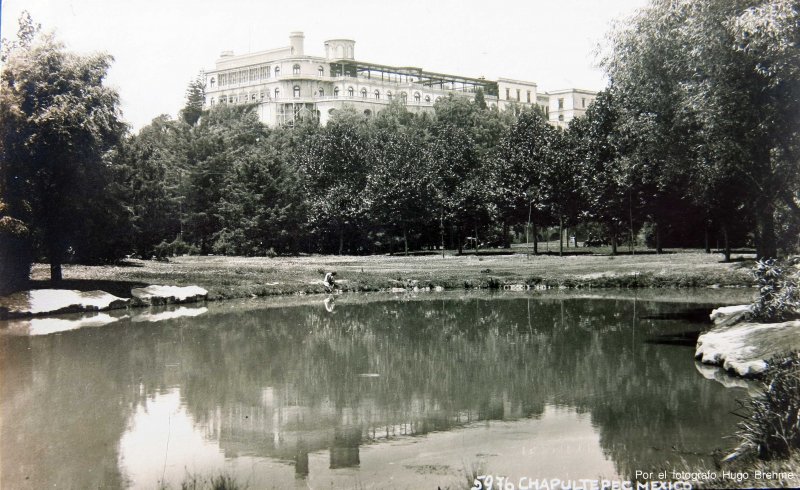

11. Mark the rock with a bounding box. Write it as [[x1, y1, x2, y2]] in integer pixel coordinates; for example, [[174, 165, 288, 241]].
[[130, 285, 208, 306], [433, 286, 444, 292], [695, 320, 800, 377], [0, 289, 129, 318], [389, 287, 407, 293], [709, 304, 751, 326], [504, 284, 526, 291]]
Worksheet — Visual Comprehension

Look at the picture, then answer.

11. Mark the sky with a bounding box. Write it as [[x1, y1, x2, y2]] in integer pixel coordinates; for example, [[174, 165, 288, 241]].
[[1, 0, 649, 131]]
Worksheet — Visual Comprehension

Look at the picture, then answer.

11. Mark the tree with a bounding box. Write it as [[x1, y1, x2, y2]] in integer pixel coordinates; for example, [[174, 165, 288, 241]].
[[604, 0, 800, 259], [489, 108, 551, 250], [1, 14, 126, 283], [180, 75, 206, 126], [112, 115, 189, 258], [299, 107, 369, 254], [365, 124, 428, 255]]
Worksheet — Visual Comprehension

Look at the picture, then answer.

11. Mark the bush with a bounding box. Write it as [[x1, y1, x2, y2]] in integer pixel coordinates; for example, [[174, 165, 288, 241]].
[[154, 236, 200, 259], [751, 258, 800, 322], [736, 353, 800, 460]]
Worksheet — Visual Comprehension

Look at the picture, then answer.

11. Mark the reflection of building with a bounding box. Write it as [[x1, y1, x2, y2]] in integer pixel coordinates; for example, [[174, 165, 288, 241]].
[[203, 32, 597, 127]]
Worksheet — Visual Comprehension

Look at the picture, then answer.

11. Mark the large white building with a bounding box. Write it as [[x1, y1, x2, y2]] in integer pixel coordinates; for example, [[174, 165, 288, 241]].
[[203, 32, 596, 128]]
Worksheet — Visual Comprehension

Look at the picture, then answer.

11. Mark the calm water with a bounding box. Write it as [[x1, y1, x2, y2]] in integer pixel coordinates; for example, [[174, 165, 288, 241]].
[[0, 291, 755, 489]]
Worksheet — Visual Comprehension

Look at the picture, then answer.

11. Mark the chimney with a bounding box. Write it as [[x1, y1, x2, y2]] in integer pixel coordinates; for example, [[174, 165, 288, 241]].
[[289, 32, 304, 56]]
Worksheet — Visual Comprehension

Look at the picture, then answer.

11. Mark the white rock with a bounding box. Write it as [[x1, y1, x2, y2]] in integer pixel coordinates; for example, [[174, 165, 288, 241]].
[[709, 304, 751, 326], [0, 289, 129, 316], [131, 285, 208, 306], [696, 320, 800, 377]]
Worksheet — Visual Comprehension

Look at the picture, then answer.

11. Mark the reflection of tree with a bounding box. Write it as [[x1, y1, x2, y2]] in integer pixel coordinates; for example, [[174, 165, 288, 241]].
[[0, 295, 747, 486]]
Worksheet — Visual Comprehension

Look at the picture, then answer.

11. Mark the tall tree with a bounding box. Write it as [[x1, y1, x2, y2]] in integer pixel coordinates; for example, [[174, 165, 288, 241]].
[[489, 108, 551, 250], [1, 14, 126, 282], [604, 0, 800, 259], [299, 107, 369, 254], [180, 75, 206, 126]]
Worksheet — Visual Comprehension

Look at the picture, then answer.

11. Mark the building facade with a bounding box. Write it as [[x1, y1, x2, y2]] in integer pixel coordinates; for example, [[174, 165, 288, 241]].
[[203, 32, 596, 127]]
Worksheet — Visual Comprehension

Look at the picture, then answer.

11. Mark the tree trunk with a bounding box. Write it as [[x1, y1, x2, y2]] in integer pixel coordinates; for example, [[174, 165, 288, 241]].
[[532, 221, 538, 255], [610, 223, 618, 255], [704, 222, 711, 254], [655, 221, 662, 254], [559, 216, 564, 257], [440, 210, 445, 258], [457, 226, 463, 255], [502, 221, 510, 249], [756, 202, 777, 260], [403, 223, 408, 256], [338, 225, 344, 256], [474, 223, 479, 253], [722, 225, 731, 263], [50, 258, 63, 283], [0, 234, 31, 295]]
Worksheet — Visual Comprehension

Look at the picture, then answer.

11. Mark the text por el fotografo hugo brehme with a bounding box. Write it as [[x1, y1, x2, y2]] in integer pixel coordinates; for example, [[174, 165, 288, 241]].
[[470, 468, 797, 490]]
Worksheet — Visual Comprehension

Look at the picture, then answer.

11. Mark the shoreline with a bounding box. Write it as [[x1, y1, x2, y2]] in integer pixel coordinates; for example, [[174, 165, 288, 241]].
[[1, 251, 756, 319]]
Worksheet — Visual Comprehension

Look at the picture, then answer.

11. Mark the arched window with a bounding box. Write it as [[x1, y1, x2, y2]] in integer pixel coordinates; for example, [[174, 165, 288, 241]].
[[374, 89, 380, 100], [424, 95, 431, 103], [400, 92, 407, 104], [348, 87, 354, 97], [318, 87, 324, 97], [209, 78, 215, 88], [414, 92, 421, 103], [318, 66, 324, 77], [220, 95, 226, 104], [274, 88, 280, 98], [293, 85, 301, 98], [251, 93, 256, 101], [210, 97, 215, 106], [386, 91, 392, 101], [274, 66, 280, 77], [293, 64, 301, 75], [334, 87, 340, 98], [360, 88, 367, 98]]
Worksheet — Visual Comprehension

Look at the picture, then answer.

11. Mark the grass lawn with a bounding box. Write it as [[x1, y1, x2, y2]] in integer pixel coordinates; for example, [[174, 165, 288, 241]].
[[27, 247, 757, 301]]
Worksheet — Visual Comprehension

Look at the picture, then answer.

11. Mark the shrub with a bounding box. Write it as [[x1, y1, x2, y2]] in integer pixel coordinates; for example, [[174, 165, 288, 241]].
[[736, 353, 800, 460], [751, 258, 800, 322]]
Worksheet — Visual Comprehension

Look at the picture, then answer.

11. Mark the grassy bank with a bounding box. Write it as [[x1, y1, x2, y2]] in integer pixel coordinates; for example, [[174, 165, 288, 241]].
[[25, 249, 755, 301]]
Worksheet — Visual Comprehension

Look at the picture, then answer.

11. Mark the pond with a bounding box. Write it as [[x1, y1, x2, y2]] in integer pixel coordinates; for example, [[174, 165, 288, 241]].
[[0, 290, 756, 489]]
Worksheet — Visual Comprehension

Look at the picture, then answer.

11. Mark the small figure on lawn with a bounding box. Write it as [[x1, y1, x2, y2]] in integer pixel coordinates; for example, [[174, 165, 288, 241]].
[[323, 271, 337, 292]]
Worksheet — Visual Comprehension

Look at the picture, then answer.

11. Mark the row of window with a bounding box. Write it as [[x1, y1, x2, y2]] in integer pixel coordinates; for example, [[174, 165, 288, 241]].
[[211, 64, 327, 88], [209, 86, 441, 104], [505, 88, 534, 103]]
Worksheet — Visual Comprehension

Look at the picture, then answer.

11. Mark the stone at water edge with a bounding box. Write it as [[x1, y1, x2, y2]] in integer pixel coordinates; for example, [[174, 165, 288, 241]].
[[0, 289, 129, 317], [709, 304, 751, 326], [695, 320, 800, 377], [130, 285, 208, 306]]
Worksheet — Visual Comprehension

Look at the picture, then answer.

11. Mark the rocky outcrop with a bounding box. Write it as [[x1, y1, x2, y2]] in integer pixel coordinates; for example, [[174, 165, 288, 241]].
[[130, 285, 208, 306], [696, 304, 800, 377]]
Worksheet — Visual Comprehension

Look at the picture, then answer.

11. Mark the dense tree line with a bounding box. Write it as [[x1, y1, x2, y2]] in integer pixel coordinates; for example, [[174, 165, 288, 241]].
[[1, 0, 798, 293]]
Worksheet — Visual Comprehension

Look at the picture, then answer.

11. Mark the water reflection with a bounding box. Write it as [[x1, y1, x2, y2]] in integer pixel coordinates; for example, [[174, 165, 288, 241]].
[[0, 293, 749, 488]]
